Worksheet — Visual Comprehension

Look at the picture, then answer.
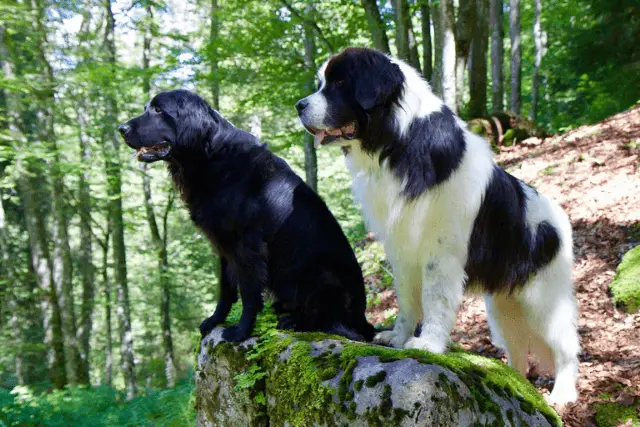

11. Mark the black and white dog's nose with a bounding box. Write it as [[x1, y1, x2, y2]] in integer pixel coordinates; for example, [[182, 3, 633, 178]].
[[117, 124, 131, 136], [295, 99, 309, 113]]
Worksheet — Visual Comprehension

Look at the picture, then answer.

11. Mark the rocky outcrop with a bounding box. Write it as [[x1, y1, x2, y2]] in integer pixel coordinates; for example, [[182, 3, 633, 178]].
[[195, 327, 561, 427]]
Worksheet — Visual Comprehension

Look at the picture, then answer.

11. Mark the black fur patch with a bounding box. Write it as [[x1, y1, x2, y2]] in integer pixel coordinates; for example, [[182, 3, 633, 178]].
[[376, 106, 466, 199], [120, 90, 375, 342], [465, 166, 561, 292]]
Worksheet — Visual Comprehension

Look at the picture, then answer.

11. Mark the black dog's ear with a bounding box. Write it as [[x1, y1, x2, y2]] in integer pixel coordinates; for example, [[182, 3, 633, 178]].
[[176, 98, 217, 148], [354, 57, 404, 110]]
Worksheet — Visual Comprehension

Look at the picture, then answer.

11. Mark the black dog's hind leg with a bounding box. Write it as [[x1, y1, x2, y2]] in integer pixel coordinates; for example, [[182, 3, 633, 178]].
[[200, 258, 237, 338], [222, 232, 267, 342]]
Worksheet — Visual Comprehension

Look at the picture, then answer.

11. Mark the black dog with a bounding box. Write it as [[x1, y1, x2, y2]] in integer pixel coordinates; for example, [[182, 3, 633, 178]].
[[119, 90, 375, 342]]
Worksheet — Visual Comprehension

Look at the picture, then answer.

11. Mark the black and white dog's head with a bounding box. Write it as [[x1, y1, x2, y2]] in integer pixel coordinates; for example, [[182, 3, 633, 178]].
[[295, 47, 406, 149], [118, 90, 229, 163], [296, 47, 465, 199]]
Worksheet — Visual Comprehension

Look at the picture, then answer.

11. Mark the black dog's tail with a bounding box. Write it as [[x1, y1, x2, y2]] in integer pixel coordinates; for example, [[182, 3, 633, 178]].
[[325, 318, 376, 342]]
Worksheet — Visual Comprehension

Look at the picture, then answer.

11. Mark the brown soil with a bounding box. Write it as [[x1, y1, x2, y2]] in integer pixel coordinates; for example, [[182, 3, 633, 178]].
[[365, 105, 640, 426]]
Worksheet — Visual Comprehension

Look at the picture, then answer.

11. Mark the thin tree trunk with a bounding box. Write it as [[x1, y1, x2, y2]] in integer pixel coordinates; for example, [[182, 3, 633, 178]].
[[441, 0, 457, 110], [33, 0, 81, 385], [455, 0, 476, 111], [469, 0, 489, 117], [141, 165, 177, 387], [431, 0, 443, 95], [75, 11, 95, 386], [490, 0, 504, 112], [303, 9, 318, 192], [76, 96, 94, 385], [509, 0, 521, 115], [101, 230, 113, 387], [420, 0, 433, 81], [103, 0, 137, 399], [361, 0, 390, 53], [1, 23, 67, 389], [392, 0, 421, 72], [210, 0, 220, 110], [530, 0, 543, 120]]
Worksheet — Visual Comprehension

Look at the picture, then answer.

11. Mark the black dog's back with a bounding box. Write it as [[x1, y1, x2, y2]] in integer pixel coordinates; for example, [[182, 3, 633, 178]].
[[121, 90, 374, 342]]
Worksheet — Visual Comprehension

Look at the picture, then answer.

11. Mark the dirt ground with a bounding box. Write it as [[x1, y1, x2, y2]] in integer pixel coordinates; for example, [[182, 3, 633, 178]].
[[366, 105, 640, 426]]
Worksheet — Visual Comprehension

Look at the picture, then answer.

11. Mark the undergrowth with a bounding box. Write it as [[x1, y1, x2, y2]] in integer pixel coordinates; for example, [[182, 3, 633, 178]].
[[0, 381, 195, 427]]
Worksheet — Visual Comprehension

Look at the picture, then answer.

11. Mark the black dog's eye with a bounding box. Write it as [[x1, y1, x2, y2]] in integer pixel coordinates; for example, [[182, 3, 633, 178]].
[[334, 80, 344, 87], [154, 106, 162, 113]]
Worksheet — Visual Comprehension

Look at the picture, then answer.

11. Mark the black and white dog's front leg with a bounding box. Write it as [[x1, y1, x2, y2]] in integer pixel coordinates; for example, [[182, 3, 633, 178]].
[[404, 256, 466, 353], [200, 257, 237, 338], [222, 232, 268, 342]]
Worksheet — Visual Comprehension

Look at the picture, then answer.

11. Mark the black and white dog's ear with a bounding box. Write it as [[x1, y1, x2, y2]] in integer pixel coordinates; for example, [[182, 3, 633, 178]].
[[354, 57, 404, 110]]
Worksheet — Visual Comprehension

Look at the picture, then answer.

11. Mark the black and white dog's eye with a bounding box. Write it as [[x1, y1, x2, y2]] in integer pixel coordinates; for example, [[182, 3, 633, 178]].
[[154, 106, 162, 113]]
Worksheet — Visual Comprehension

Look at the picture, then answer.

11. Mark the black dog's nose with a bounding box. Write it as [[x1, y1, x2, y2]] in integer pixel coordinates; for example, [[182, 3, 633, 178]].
[[117, 124, 130, 136], [295, 99, 309, 113]]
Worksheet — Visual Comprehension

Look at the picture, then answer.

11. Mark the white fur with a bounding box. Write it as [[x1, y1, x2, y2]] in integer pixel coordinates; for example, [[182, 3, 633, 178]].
[[333, 57, 578, 404]]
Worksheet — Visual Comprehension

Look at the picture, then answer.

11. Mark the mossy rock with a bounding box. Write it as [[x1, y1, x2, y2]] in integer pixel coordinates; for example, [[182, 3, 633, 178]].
[[503, 128, 530, 146], [610, 244, 640, 312], [594, 402, 640, 427], [196, 326, 561, 426]]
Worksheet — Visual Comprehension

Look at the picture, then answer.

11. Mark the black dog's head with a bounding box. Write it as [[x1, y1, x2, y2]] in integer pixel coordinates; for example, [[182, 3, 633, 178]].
[[295, 47, 405, 149], [119, 90, 222, 163]]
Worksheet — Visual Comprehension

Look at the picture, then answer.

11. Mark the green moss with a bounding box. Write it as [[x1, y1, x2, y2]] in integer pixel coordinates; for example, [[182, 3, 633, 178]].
[[337, 343, 561, 426], [205, 308, 561, 426], [610, 244, 640, 312], [365, 370, 387, 387], [264, 341, 337, 426], [594, 402, 640, 427]]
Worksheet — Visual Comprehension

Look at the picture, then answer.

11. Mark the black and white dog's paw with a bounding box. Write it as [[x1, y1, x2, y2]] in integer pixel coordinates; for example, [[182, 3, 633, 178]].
[[221, 325, 250, 342]]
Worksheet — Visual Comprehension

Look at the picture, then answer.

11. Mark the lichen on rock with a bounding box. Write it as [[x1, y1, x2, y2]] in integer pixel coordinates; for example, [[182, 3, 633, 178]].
[[195, 308, 561, 427]]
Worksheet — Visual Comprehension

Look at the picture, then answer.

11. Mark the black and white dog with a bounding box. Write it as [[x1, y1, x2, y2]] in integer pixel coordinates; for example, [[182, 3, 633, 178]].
[[296, 48, 579, 404], [119, 89, 375, 343]]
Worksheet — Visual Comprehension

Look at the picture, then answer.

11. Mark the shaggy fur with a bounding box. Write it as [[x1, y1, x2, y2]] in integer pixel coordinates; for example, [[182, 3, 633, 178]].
[[119, 89, 375, 343], [296, 47, 579, 404]]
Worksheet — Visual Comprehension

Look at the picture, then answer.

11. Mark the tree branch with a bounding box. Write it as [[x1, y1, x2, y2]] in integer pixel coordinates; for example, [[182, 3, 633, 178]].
[[280, 0, 335, 53]]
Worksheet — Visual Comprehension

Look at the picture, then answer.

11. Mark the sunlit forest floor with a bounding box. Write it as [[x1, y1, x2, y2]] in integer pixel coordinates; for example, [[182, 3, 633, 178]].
[[365, 105, 640, 426]]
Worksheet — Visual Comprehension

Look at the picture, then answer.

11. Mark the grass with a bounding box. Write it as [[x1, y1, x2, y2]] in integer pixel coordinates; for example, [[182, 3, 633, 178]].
[[610, 244, 640, 313], [0, 382, 195, 427]]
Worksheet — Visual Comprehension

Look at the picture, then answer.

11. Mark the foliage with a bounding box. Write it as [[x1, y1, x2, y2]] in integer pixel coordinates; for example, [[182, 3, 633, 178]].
[[0, 383, 195, 427], [594, 402, 640, 427]]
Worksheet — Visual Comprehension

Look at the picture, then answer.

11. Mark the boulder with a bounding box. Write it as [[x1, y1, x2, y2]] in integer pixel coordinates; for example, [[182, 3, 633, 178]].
[[195, 327, 561, 427]]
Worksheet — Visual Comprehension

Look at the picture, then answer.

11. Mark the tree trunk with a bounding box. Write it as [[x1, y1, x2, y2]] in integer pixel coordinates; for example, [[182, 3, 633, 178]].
[[455, 0, 476, 112], [490, 0, 504, 112], [210, 0, 220, 110], [392, 0, 421, 72], [33, 0, 81, 385], [441, 0, 457, 110], [1, 23, 67, 389], [431, 0, 443, 95], [76, 96, 94, 385], [141, 164, 177, 388], [360, 0, 390, 53], [420, 0, 433, 81], [103, 0, 137, 399], [509, 0, 521, 116], [469, 0, 489, 117], [75, 12, 95, 386], [530, 0, 543, 120], [101, 230, 113, 387], [303, 10, 318, 192]]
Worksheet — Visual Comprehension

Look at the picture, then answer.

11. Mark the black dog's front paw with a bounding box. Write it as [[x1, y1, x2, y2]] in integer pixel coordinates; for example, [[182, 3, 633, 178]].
[[276, 314, 297, 331], [199, 316, 223, 339], [221, 325, 250, 342]]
